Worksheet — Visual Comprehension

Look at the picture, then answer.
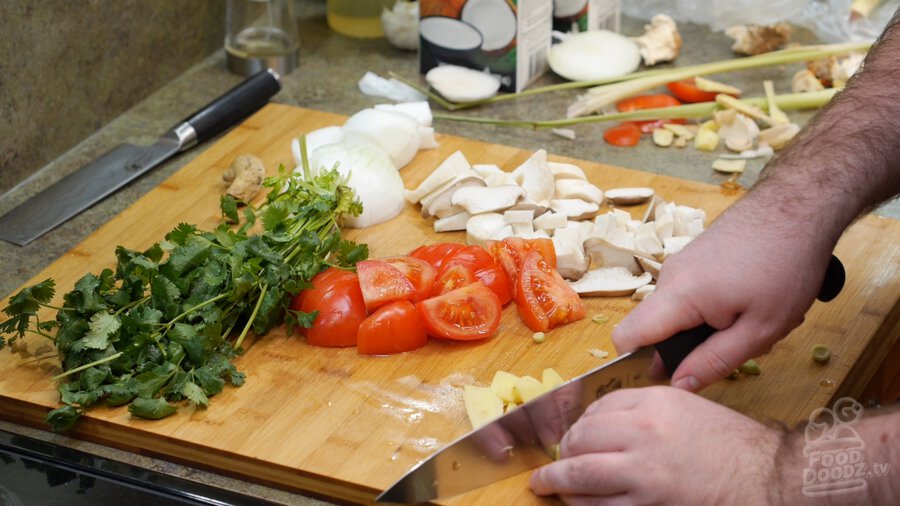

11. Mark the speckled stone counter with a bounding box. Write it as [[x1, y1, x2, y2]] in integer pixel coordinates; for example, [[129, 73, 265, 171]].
[[0, 5, 896, 505]]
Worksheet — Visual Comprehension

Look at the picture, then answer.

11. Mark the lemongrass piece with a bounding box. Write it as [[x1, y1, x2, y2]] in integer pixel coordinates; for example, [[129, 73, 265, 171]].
[[851, 0, 882, 19], [695, 77, 742, 96], [712, 159, 747, 173], [567, 42, 868, 117], [433, 89, 839, 130], [716, 94, 775, 126], [763, 80, 791, 125]]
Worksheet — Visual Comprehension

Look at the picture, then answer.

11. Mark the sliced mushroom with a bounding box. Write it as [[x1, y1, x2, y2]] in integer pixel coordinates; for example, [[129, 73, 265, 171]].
[[484, 171, 518, 187], [473, 164, 503, 178], [434, 211, 471, 232], [552, 233, 590, 281], [512, 222, 534, 236], [584, 237, 644, 275], [451, 185, 525, 215], [674, 206, 706, 237], [655, 213, 674, 241], [513, 150, 555, 204], [550, 199, 599, 220], [508, 200, 550, 217], [533, 211, 567, 231], [663, 236, 693, 257], [634, 231, 664, 258], [605, 228, 636, 251], [421, 176, 486, 219], [466, 213, 507, 246], [555, 179, 603, 205], [637, 256, 662, 280], [592, 212, 619, 239], [405, 150, 472, 203], [503, 209, 534, 224], [568, 268, 653, 297], [548, 161, 587, 180], [641, 195, 663, 223], [605, 187, 655, 205], [632, 285, 656, 301]]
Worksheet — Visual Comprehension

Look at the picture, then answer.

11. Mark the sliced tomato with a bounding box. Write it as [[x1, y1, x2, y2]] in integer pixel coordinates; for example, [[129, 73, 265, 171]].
[[408, 243, 467, 271], [417, 282, 502, 341], [356, 259, 416, 312], [474, 263, 512, 306], [382, 256, 437, 303], [486, 240, 521, 293], [616, 94, 682, 112], [666, 79, 720, 103], [432, 264, 477, 296], [504, 237, 556, 270], [515, 251, 586, 332], [290, 268, 366, 347], [357, 300, 427, 355], [441, 245, 496, 273], [603, 122, 642, 147]]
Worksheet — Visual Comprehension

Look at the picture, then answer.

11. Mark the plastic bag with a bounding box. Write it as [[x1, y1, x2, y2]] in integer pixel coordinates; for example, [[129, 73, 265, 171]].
[[623, 0, 898, 42]]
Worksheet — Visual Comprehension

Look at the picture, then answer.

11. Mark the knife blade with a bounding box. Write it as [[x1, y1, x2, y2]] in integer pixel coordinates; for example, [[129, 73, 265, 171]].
[[0, 68, 282, 246], [377, 255, 845, 503]]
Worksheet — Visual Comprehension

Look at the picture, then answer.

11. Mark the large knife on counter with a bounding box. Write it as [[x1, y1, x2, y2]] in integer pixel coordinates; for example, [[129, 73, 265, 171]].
[[377, 255, 846, 504], [0, 69, 281, 246]]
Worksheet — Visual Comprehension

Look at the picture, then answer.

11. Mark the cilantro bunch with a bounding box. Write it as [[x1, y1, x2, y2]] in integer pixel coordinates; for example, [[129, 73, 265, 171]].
[[1, 163, 367, 432]]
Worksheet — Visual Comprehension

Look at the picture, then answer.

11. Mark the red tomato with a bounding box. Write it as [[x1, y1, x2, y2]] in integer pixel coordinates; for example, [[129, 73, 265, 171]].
[[356, 260, 416, 312], [504, 237, 556, 269], [417, 282, 502, 341], [616, 94, 682, 112], [432, 264, 477, 296], [382, 256, 437, 303], [441, 245, 495, 273], [357, 300, 427, 355], [486, 238, 558, 293], [290, 268, 366, 347], [515, 251, 586, 332], [603, 122, 642, 147], [408, 243, 466, 271], [666, 79, 720, 103], [474, 263, 512, 306]]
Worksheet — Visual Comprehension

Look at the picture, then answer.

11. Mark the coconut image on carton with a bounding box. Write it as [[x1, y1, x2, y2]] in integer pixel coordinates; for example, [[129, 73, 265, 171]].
[[553, 0, 620, 33], [419, 0, 553, 93]]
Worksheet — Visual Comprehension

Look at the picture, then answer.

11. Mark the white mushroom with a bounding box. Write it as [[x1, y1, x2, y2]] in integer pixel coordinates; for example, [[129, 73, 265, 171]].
[[583, 237, 644, 275], [632, 285, 656, 301], [592, 212, 619, 239], [552, 231, 590, 281], [533, 211, 568, 231], [550, 199, 600, 221], [513, 150, 555, 204], [451, 185, 525, 215], [504, 209, 534, 224], [637, 257, 662, 280], [421, 177, 486, 219], [484, 171, 518, 187], [434, 212, 471, 232], [472, 164, 503, 178], [554, 179, 603, 205], [405, 150, 472, 204], [634, 231, 664, 259], [512, 222, 534, 236], [466, 213, 507, 246], [548, 161, 587, 180], [568, 268, 653, 297], [663, 236, 694, 257], [604, 187, 655, 205]]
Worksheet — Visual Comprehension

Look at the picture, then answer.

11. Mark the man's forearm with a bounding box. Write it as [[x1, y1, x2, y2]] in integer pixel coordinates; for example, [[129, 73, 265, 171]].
[[731, 10, 900, 247], [775, 404, 900, 504]]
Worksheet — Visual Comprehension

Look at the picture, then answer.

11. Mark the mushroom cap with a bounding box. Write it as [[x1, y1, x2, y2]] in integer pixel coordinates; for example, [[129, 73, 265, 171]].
[[568, 267, 653, 296]]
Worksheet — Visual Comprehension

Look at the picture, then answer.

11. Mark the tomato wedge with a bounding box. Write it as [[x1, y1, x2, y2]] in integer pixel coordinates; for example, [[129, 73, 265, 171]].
[[603, 122, 642, 147], [382, 256, 437, 303], [666, 79, 720, 103], [417, 282, 501, 341], [515, 251, 586, 332], [408, 243, 467, 271], [356, 259, 416, 312], [291, 268, 366, 347], [432, 264, 477, 296], [441, 245, 496, 273], [504, 237, 556, 269], [357, 300, 427, 355], [486, 238, 558, 293], [474, 263, 512, 306]]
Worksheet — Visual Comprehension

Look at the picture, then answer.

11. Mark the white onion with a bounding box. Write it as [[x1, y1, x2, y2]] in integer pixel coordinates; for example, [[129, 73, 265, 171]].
[[342, 108, 420, 169], [548, 31, 641, 82]]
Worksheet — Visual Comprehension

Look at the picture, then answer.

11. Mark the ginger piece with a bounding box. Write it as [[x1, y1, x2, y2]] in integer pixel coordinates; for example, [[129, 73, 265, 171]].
[[223, 154, 266, 202], [633, 14, 682, 66], [792, 69, 826, 93], [725, 23, 791, 55]]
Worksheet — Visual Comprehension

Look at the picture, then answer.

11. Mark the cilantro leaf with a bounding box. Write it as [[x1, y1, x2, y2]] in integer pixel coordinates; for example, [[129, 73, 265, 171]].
[[128, 397, 177, 420], [46, 405, 83, 433], [220, 194, 239, 224], [71, 313, 120, 352], [181, 381, 209, 407]]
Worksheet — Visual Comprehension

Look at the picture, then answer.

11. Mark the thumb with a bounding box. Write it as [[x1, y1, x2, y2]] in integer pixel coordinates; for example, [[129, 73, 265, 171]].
[[612, 287, 704, 354], [669, 318, 768, 392]]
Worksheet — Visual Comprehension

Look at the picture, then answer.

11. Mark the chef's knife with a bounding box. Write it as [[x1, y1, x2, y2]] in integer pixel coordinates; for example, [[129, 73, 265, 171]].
[[0, 69, 282, 246], [377, 255, 845, 503]]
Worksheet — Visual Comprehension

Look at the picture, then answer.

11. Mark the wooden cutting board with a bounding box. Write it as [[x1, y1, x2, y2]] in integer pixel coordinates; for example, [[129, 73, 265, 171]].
[[1, 104, 897, 505]]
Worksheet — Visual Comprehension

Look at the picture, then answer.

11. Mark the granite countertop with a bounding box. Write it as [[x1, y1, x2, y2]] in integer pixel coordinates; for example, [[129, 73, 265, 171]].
[[0, 7, 896, 506]]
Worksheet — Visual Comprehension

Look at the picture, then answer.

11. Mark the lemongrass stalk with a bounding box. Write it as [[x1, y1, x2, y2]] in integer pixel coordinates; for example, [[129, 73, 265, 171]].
[[568, 42, 868, 117], [433, 89, 838, 130]]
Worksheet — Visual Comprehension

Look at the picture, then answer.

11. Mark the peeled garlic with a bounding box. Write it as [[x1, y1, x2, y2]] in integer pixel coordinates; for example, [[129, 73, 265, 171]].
[[381, 1, 419, 51]]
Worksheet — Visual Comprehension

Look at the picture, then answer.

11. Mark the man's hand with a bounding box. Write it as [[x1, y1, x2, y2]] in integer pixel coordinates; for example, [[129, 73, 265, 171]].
[[529, 387, 783, 505], [611, 208, 835, 391]]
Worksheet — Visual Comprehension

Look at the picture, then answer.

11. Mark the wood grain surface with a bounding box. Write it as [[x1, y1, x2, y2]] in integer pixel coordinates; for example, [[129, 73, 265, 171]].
[[0, 104, 897, 505]]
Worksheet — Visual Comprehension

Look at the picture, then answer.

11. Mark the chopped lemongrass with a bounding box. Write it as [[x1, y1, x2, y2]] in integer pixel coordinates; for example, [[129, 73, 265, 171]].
[[695, 76, 742, 96], [662, 123, 696, 140], [716, 94, 775, 126], [812, 344, 832, 363], [712, 158, 747, 173], [591, 314, 609, 324], [764, 80, 791, 125]]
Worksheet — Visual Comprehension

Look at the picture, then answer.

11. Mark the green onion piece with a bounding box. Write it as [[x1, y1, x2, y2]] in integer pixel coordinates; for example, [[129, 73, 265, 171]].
[[592, 314, 609, 324], [812, 344, 832, 363], [740, 359, 761, 375]]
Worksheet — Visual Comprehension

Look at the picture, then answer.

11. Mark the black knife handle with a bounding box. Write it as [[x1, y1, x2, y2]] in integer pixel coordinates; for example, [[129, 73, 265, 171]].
[[655, 254, 846, 377], [182, 68, 281, 144]]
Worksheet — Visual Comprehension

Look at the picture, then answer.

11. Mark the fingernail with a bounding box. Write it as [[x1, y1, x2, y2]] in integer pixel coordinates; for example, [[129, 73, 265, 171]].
[[673, 376, 700, 391]]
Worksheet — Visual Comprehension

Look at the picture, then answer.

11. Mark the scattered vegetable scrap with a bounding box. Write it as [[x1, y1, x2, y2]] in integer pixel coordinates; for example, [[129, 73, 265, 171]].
[[725, 23, 791, 56], [588, 349, 610, 359], [633, 14, 682, 66], [223, 154, 265, 202], [812, 344, 832, 364]]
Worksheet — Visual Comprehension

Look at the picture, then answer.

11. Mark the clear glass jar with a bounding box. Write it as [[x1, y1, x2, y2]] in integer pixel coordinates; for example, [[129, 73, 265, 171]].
[[225, 0, 299, 76]]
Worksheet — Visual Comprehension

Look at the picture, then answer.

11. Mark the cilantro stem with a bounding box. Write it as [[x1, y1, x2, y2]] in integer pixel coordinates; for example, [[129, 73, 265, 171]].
[[51, 352, 124, 381], [113, 295, 151, 317], [234, 284, 267, 350], [166, 293, 229, 328], [25, 329, 56, 341]]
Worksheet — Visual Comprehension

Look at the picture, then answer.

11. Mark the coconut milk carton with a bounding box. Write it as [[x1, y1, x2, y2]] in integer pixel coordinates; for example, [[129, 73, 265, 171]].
[[553, 0, 621, 33], [419, 0, 553, 93]]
